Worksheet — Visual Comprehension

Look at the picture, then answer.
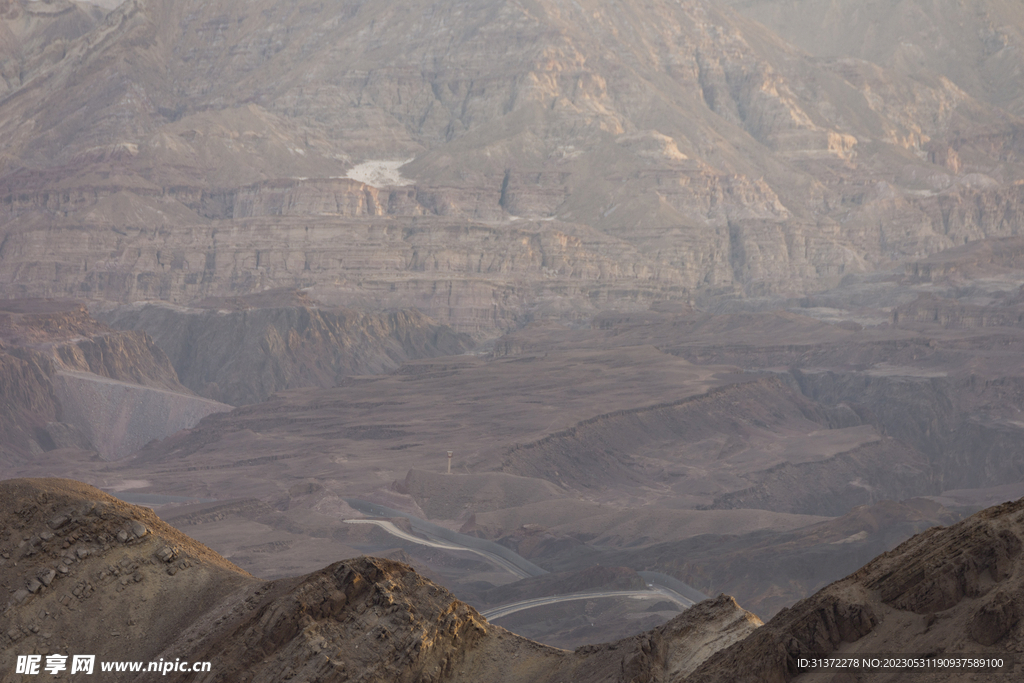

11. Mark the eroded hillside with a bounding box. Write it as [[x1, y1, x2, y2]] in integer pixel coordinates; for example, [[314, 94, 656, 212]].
[[0, 299, 229, 461], [96, 291, 474, 405], [3, 0, 1024, 662]]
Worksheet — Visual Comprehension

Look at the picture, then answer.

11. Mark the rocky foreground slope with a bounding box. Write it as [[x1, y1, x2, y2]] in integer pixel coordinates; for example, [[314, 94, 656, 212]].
[[4, 478, 1024, 682], [689, 497, 1024, 682], [0, 479, 760, 683]]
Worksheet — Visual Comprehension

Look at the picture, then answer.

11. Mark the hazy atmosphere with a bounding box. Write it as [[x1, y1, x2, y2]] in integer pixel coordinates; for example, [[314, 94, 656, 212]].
[[3, 0, 1024, 680]]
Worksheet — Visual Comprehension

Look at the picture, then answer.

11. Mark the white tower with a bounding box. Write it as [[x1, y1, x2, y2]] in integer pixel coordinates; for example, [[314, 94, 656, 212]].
[[447, 450, 453, 474]]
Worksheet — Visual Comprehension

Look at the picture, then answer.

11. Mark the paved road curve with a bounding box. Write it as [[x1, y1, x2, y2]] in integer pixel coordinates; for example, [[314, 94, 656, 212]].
[[481, 588, 694, 620], [344, 518, 532, 579], [346, 517, 696, 619]]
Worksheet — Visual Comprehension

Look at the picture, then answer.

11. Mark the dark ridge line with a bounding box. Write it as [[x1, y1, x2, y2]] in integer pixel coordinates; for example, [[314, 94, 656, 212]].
[[500, 374, 780, 458]]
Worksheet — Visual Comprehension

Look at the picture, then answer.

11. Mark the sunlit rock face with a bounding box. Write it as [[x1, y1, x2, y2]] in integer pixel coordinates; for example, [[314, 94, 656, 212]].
[[0, 0, 1022, 335]]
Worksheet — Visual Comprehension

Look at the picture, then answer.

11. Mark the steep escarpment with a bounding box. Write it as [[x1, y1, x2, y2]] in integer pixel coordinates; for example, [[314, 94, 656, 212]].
[[0, 212, 682, 336], [0, 301, 229, 462], [0, 298, 185, 390], [98, 297, 473, 405]]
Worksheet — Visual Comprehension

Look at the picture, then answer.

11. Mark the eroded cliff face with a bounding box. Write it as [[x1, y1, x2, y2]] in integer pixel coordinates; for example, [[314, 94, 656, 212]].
[[0, 301, 228, 462], [0, 0, 1022, 333]]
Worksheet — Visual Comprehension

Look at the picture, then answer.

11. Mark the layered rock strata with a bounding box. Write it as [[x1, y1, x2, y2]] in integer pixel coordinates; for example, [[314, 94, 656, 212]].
[[687, 498, 1024, 682], [1, 0, 1023, 333]]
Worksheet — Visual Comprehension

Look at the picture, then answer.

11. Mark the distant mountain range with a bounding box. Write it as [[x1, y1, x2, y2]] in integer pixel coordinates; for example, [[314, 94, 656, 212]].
[[1, 0, 1022, 334]]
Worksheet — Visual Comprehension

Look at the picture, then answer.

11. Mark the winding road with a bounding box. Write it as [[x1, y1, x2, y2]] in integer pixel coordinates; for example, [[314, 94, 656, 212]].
[[345, 517, 696, 619], [481, 587, 693, 620], [344, 518, 533, 578]]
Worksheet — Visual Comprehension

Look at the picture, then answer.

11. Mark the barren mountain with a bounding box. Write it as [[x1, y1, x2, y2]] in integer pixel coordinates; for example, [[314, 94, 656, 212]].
[[687, 497, 1024, 683], [1, 478, 259, 677], [11, 335, 913, 624], [11, 248, 1024, 630], [0, 0, 1022, 333], [0, 0, 106, 98], [0, 478, 762, 683], [5, 478, 1024, 682], [4, 0, 1024, 663], [726, 0, 1024, 116]]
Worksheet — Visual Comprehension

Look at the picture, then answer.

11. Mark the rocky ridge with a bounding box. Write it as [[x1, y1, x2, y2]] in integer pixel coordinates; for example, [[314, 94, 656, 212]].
[[0, 478, 257, 675], [0, 478, 762, 683], [5, 478, 1024, 682], [687, 497, 1024, 682]]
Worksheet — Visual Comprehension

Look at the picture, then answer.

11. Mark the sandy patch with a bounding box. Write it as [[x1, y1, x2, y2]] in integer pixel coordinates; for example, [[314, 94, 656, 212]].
[[344, 159, 414, 188]]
